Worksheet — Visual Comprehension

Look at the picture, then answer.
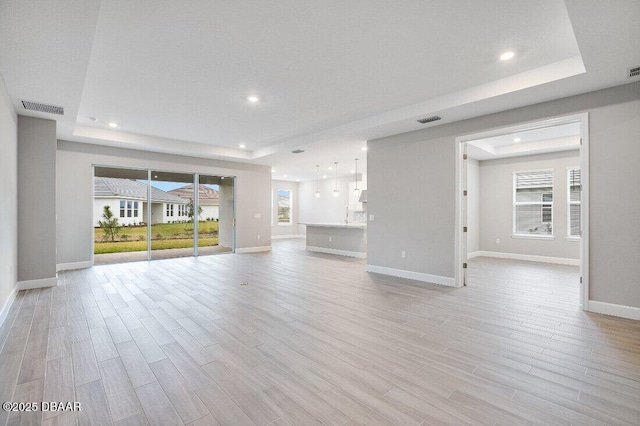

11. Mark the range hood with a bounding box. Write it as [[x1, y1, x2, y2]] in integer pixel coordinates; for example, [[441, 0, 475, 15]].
[[359, 190, 367, 203]]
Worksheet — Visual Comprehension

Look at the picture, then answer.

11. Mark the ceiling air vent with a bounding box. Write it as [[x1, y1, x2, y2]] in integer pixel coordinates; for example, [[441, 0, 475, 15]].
[[417, 115, 441, 124], [21, 100, 64, 115], [628, 66, 640, 78], [291, 149, 305, 154]]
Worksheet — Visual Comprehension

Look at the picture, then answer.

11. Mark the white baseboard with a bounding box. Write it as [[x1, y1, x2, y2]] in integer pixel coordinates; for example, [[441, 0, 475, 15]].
[[236, 246, 272, 254], [57, 261, 93, 272], [271, 234, 305, 240], [17, 276, 58, 291], [366, 264, 456, 287], [0, 286, 18, 329], [307, 246, 367, 259], [588, 301, 640, 321], [471, 251, 579, 266], [467, 251, 482, 259]]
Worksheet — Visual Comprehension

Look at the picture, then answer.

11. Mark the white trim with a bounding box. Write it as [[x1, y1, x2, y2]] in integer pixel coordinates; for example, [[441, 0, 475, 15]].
[[472, 251, 579, 266], [307, 246, 366, 258], [467, 251, 482, 259], [566, 236, 580, 242], [0, 286, 18, 329], [366, 264, 456, 287], [17, 276, 57, 291], [588, 301, 640, 321], [511, 234, 555, 240], [236, 246, 272, 254], [271, 234, 305, 240], [56, 261, 93, 272]]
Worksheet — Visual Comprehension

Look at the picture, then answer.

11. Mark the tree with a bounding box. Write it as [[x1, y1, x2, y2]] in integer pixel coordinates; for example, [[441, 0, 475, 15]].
[[98, 205, 120, 242], [186, 198, 203, 222]]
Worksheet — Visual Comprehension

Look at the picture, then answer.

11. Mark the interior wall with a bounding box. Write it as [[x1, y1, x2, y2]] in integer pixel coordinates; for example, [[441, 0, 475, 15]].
[[18, 116, 57, 284], [56, 141, 271, 265], [298, 176, 353, 225], [466, 159, 480, 254], [477, 150, 580, 259], [0, 76, 17, 322], [368, 81, 640, 309], [271, 180, 303, 237]]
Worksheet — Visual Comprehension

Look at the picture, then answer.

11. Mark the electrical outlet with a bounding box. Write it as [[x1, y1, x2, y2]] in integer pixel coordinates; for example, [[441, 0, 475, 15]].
[[496, 238, 500, 244], [401, 251, 406, 258], [329, 236, 332, 242], [257, 234, 261, 240]]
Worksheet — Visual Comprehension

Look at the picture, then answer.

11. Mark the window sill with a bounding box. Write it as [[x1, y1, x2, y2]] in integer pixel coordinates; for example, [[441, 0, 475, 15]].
[[278, 223, 292, 227], [511, 234, 555, 240], [566, 236, 581, 242]]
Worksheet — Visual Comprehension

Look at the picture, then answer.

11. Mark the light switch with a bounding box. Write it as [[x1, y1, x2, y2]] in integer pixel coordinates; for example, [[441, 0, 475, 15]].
[[254, 213, 261, 219], [369, 214, 375, 221]]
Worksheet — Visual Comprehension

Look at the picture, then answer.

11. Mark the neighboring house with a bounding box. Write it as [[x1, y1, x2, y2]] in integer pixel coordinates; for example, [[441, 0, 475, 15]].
[[94, 177, 189, 226], [168, 184, 220, 221]]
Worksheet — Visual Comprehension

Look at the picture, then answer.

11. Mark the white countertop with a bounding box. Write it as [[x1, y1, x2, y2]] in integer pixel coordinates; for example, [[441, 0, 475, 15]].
[[302, 223, 367, 229]]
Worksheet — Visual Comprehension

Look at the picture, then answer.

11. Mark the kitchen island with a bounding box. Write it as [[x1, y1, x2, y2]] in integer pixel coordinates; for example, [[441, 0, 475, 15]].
[[304, 223, 367, 258]]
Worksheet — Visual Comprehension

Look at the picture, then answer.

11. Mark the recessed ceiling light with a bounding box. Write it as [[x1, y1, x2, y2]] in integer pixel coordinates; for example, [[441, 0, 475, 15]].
[[283, 174, 287, 178], [108, 122, 118, 128], [322, 175, 327, 179], [154, 175, 158, 178], [328, 166, 332, 170], [271, 168, 275, 173], [361, 147, 368, 151], [239, 144, 246, 149], [247, 96, 259, 103], [500, 51, 515, 61], [296, 179, 300, 182], [351, 170, 355, 174], [513, 137, 521, 142]]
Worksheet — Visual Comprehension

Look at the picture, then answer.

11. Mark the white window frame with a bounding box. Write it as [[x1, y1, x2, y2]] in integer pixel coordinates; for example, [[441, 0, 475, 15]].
[[567, 167, 581, 241], [119, 200, 139, 218], [166, 203, 174, 217], [512, 169, 554, 239], [277, 189, 292, 226]]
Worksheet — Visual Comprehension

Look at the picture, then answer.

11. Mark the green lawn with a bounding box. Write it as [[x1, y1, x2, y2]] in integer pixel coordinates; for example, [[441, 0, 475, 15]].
[[94, 221, 220, 254]]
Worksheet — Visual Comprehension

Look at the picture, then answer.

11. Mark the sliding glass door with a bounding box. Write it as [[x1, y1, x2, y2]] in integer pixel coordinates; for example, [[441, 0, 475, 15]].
[[93, 166, 235, 264]]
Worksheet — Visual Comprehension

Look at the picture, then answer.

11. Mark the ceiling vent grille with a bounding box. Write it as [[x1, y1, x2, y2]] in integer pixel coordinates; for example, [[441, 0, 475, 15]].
[[417, 115, 441, 124], [291, 149, 305, 154], [21, 100, 64, 115], [628, 66, 640, 78]]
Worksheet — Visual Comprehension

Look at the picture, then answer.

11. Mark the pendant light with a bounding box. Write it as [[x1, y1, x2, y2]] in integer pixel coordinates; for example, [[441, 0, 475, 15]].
[[315, 165, 321, 198], [333, 162, 339, 197], [354, 158, 359, 192]]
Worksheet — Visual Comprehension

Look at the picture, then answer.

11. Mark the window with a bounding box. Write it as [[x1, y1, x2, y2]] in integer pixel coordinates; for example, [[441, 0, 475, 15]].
[[277, 189, 292, 225], [166, 204, 174, 217], [513, 170, 553, 236], [568, 168, 581, 237], [119, 200, 139, 218]]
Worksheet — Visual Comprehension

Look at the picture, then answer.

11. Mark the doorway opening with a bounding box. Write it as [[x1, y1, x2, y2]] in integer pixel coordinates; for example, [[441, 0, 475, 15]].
[[455, 113, 589, 310], [93, 166, 235, 265]]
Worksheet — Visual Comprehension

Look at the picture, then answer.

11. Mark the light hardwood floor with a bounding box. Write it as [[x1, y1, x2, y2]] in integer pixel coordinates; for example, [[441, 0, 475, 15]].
[[1, 239, 639, 425]]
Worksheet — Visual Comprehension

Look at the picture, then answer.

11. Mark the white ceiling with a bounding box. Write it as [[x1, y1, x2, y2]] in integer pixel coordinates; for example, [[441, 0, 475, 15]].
[[467, 121, 581, 160], [1, 0, 639, 181]]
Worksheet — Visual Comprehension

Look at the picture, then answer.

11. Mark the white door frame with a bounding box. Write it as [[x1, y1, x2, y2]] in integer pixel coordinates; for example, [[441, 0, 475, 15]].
[[454, 113, 590, 310]]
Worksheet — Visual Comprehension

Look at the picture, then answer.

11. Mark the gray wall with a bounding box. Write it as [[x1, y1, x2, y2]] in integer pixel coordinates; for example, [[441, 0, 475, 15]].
[[56, 141, 271, 265], [271, 180, 303, 236], [0, 77, 17, 318], [18, 116, 57, 283], [466, 159, 480, 254], [478, 151, 580, 259], [218, 179, 235, 248], [368, 81, 640, 308]]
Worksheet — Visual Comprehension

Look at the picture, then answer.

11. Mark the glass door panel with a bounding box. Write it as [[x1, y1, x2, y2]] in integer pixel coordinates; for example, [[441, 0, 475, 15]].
[[93, 166, 149, 264], [150, 171, 196, 260], [198, 175, 234, 255]]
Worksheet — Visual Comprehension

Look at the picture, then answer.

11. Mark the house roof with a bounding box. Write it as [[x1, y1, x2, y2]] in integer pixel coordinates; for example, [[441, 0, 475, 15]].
[[168, 184, 219, 206], [94, 177, 187, 204]]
